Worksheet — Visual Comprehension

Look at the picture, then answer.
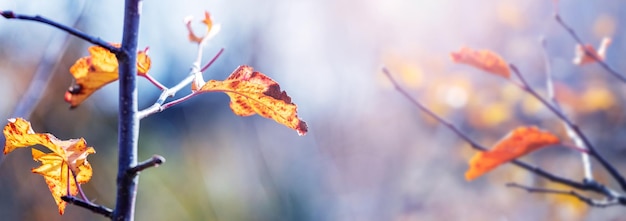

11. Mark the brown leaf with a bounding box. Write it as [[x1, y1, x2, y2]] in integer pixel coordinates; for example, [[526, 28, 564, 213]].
[[198, 65, 308, 135]]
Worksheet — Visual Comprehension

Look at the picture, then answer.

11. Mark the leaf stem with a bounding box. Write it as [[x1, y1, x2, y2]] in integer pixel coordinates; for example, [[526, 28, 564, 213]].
[[0, 11, 118, 53]]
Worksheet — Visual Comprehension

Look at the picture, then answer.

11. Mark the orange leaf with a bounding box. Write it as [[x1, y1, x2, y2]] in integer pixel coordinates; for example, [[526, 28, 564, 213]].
[[465, 126, 560, 181], [198, 65, 308, 135], [185, 11, 220, 44], [450, 47, 511, 78], [3, 118, 95, 214], [65, 45, 152, 107], [573, 37, 611, 66]]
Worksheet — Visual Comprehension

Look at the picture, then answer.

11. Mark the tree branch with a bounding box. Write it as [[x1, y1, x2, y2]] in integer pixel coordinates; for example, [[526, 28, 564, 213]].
[[127, 155, 165, 176], [62, 196, 113, 218], [113, 0, 142, 220], [0, 11, 118, 53]]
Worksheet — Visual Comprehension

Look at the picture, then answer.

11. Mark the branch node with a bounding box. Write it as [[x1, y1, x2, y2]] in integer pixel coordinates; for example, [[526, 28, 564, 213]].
[[127, 155, 166, 177]]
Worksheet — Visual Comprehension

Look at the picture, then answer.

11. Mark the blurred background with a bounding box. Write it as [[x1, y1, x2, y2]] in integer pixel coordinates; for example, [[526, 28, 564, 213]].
[[1, 0, 626, 220]]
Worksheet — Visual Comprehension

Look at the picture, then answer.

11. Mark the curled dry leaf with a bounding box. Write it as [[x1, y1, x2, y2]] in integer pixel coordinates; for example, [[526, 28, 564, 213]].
[[3, 118, 95, 214], [450, 47, 511, 78], [185, 11, 221, 44], [198, 65, 308, 135], [573, 37, 611, 66], [65, 44, 151, 108], [465, 126, 560, 181]]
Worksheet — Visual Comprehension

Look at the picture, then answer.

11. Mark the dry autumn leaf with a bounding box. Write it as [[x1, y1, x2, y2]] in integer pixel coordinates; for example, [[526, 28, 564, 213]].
[[450, 47, 511, 78], [573, 37, 611, 65], [185, 11, 221, 44], [3, 118, 95, 214], [65, 44, 151, 108], [198, 65, 308, 135], [465, 126, 560, 181]]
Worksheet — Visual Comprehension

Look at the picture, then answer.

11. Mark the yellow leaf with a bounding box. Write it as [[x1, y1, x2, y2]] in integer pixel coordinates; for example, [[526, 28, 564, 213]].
[[450, 47, 511, 78], [65, 45, 152, 107], [465, 126, 560, 181], [3, 118, 95, 214], [198, 65, 308, 135]]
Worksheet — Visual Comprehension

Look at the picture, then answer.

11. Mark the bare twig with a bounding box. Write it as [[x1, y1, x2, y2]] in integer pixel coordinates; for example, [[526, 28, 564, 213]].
[[381, 67, 600, 193], [540, 38, 594, 181], [0, 11, 118, 53], [62, 196, 113, 218], [554, 14, 626, 84], [127, 155, 166, 176], [506, 182, 625, 207], [509, 65, 626, 191]]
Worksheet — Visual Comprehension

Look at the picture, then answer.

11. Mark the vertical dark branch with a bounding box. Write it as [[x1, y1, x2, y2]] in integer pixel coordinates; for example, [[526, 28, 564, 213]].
[[113, 0, 141, 220]]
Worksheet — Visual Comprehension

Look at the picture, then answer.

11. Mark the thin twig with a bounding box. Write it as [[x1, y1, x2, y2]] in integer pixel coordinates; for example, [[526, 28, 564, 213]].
[[201, 48, 225, 72], [62, 196, 113, 218], [381, 67, 600, 193], [126, 155, 165, 177], [1, 11, 118, 53], [554, 14, 626, 84], [540, 38, 594, 181], [138, 48, 224, 119], [142, 73, 167, 91], [509, 65, 626, 191], [506, 182, 624, 207]]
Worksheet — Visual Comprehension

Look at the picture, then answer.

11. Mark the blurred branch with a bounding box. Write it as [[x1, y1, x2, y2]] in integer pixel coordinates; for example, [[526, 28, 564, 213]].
[[61, 196, 113, 218], [381, 67, 602, 193], [509, 64, 626, 191], [138, 48, 224, 119], [554, 14, 626, 84], [506, 182, 625, 207], [0, 11, 118, 53], [540, 38, 594, 181], [127, 155, 165, 176]]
